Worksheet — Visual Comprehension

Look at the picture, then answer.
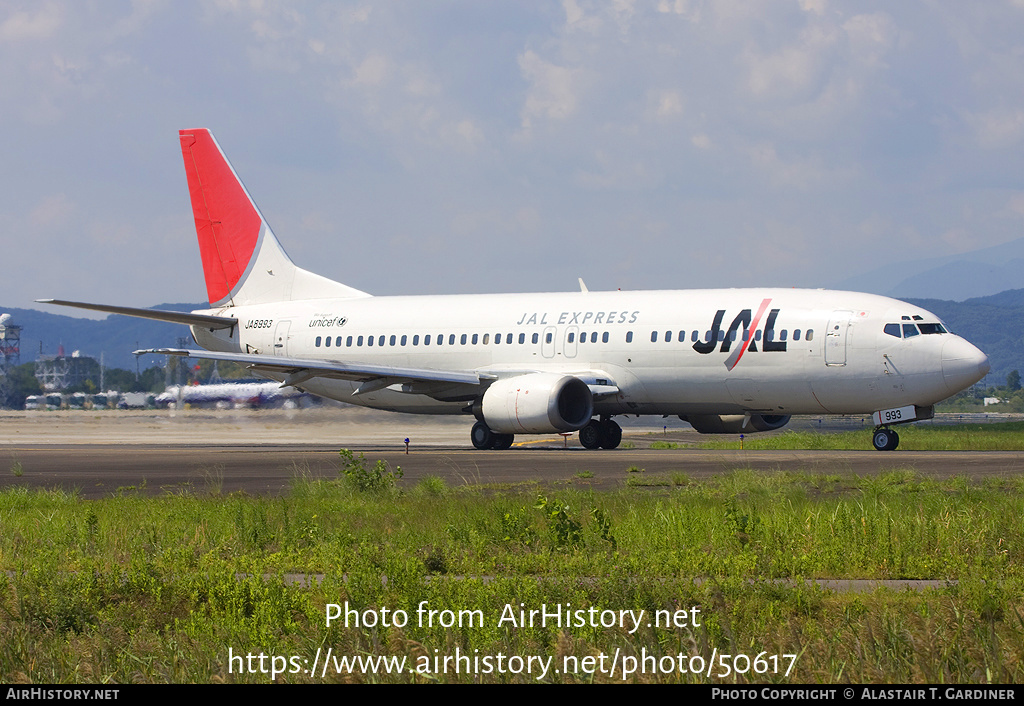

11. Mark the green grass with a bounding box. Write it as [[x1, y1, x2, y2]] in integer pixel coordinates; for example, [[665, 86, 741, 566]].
[[1, 468, 1023, 683], [692, 421, 1024, 451]]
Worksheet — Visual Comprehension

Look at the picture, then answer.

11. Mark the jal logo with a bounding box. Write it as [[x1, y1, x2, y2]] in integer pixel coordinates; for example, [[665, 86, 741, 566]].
[[693, 298, 787, 370]]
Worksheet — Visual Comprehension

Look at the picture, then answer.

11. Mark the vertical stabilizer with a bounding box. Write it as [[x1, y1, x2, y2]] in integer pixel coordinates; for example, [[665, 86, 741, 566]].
[[179, 129, 369, 307]]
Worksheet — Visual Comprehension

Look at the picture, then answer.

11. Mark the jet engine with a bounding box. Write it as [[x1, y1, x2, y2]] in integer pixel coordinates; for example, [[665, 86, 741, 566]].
[[476, 373, 593, 434], [681, 414, 791, 434]]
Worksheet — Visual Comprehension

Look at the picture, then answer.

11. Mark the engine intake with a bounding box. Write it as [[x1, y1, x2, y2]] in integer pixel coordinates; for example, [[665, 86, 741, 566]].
[[478, 373, 593, 434]]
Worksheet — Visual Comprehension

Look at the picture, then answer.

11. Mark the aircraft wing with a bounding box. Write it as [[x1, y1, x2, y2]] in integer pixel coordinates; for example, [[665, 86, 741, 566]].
[[137, 348, 621, 399], [136, 347, 491, 394]]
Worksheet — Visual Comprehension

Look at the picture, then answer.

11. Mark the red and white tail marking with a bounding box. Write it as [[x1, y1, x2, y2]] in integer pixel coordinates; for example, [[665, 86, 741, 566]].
[[178, 128, 369, 307], [179, 129, 263, 306]]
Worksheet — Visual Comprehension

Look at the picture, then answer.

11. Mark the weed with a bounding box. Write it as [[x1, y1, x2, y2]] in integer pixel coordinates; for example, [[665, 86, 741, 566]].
[[198, 464, 224, 495], [421, 545, 448, 574], [339, 448, 403, 493], [10, 460, 23, 477], [416, 475, 448, 497], [534, 494, 583, 549], [724, 496, 759, 547], [590, 507, 616, 549], [575, 470, 594, 479]]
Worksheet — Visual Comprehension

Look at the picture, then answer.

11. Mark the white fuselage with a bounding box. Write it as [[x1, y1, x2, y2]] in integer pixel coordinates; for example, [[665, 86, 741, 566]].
[[190, 287, 988, 419]]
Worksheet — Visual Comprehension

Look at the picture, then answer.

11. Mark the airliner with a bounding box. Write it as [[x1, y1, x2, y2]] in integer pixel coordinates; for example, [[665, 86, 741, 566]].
[[41, 129, 990, 451]]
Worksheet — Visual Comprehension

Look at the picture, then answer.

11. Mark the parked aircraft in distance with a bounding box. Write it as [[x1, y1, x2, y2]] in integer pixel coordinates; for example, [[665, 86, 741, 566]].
[[42, 129, 990, 451]]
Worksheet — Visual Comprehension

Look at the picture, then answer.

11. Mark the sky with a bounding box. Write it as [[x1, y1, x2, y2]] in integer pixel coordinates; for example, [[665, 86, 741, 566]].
[[2, 0, 1024, 314]]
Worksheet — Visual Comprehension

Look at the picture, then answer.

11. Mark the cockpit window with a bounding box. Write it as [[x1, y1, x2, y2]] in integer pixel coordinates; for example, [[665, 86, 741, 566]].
[[884, 323, 901, 338], [902, 323, 920, 338], [917, 323, 947, 334]]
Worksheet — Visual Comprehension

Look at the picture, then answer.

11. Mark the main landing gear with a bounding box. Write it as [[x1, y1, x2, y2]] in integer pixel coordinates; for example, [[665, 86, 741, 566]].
[[579, 417, 623, 450], [471, 421, 514, 450], [469, 417, 623, 450], [872, 427, 900, 451]]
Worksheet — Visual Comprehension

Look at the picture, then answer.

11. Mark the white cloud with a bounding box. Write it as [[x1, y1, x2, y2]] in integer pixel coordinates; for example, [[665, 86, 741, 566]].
[[967, 108, 1024, 149], [0, 3, 62, 41], [518, 50, 580, 129]]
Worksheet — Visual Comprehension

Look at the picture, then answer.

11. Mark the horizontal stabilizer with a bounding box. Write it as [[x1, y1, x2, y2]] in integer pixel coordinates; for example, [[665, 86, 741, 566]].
[[37, 299, 237, 330]]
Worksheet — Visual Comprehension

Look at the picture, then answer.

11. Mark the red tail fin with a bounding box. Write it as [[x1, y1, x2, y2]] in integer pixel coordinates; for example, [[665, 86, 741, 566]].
[[179, 129, 263, 306], [178, 129, 369, 307]]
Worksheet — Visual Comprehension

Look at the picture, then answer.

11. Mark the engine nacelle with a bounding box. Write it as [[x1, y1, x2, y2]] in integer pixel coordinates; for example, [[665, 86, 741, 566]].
[[478, 373, 593, 434], [681, 413, 791, 434]]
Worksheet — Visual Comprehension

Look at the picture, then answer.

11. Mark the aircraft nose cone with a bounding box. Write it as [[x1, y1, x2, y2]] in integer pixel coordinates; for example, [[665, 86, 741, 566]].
[[941, 336, 990, 394]]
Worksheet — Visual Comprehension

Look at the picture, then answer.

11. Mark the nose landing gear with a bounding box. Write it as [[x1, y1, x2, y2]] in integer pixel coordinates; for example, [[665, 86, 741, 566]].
[[872, 427, 900, 451]]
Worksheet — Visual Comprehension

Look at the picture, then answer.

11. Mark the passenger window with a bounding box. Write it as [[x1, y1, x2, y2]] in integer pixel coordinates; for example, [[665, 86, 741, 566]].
[[460, 334, 467, 345], [357, 335, 364, 346], [448, 334, 455, 345], [793, 330, 801, 341], [602, 332, 609, 343], [401, 335, 407, 346], [756, 330, 763, 341], [325, 336, 332, 347], [424, 334, 431, 345], [390, 335, 396, 346], [692, 331, 699, 342], [626, 331, 633, 343], [902, 324, 920, 338], [591, 332, 598, 343], [780, 330, 787, 341], [346, 336, 353, 347], [546, 332, 553, 343], [532, 333, 539, 344], [568, 332, 575, 343], [665, 330, 672, 343], [483, 334, 490, 344], [472, 334, 478, 345], [436, 334, 442, 346], [412, 335, 419, 346], [741, 330, 748, 342], [679, 330, 686, 342], [336, 336, 342, 347], [884, 323, 901, 338], [495, 333, 502, 345], [315, 336, 322, 347], [506, 333, 513, 344], [718, 330, 726, 342], [519, 333, 526, 344], [805, 330, 813, 341], [651, 331, 658, 343], [367, 336, 374, 347]]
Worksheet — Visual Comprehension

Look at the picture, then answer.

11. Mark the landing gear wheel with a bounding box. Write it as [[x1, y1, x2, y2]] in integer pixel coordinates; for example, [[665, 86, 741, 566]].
[[872, 428, 900, 451], [471, 421, 494, 450], [599, 419, 622, 449], [491, 433, 514, 450], [579, 419, 603, 449]]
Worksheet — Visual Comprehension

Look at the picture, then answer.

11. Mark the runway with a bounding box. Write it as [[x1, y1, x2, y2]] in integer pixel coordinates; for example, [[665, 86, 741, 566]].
[[5, 445, 1024, 499], [3, 409, 1022, 498]]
